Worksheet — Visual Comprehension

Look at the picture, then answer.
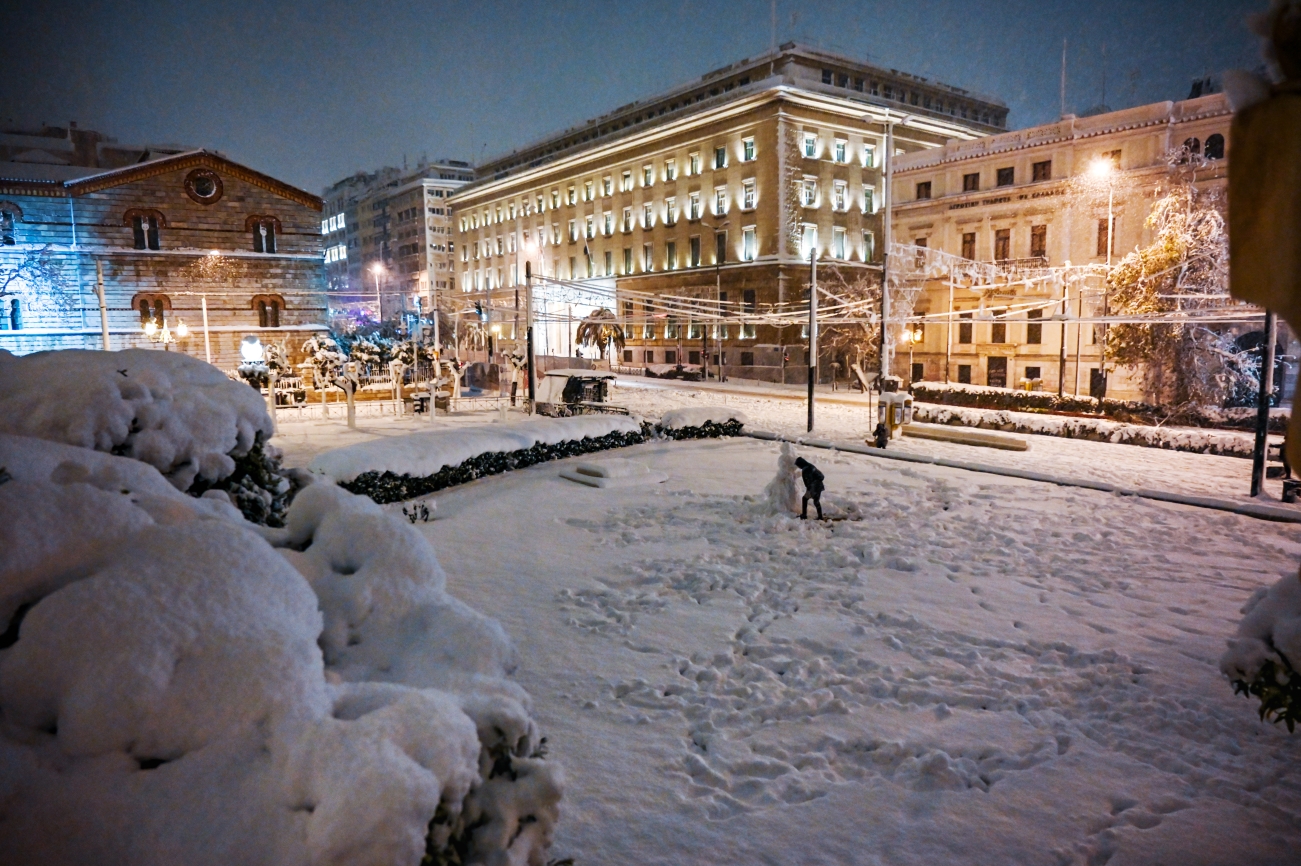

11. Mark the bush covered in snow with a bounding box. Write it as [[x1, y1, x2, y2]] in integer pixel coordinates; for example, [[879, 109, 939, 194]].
[[657, 407, 747, 440], [912, 402, 1256, 458], [911, 381, 1286, 433], [1221, 573, 1301, 732], [0, 433, 563, 865], [0, 348, 298, 524]]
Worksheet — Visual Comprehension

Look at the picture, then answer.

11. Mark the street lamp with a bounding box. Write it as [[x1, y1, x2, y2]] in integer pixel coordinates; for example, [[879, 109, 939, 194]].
[[700, 217, 729, 382], [143, 316, 186, 351], [872, 111, 917, 387], [1087, 157, 1116, 397], [903, 324, 924, 385], [370, 262, 385, 322]]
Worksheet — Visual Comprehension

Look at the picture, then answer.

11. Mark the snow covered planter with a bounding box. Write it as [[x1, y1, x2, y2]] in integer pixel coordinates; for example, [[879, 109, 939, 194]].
[[0, 348, 298, 524], [912, 402, 1256, 458], [656, 406, 747, 440], [313, 415, 652, 504], [1221, 573, 1301, 732], [0, 433, 563, 866]]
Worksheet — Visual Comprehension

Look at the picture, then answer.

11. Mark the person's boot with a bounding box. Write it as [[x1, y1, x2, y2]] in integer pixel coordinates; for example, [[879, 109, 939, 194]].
[[800, 499, 808, 519], [816, 501, 824, 521]]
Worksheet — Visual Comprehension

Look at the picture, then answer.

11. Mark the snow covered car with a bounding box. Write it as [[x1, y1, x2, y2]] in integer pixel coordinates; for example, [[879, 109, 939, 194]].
[[535, 368, 628, 417]]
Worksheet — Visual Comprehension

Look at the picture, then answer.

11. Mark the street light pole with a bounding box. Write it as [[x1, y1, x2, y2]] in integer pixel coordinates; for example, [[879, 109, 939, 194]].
[[808, 248, 818, 433], [881, 116, 894, 385], [371, 262, 384, 322], [526, 261, 536, 413]]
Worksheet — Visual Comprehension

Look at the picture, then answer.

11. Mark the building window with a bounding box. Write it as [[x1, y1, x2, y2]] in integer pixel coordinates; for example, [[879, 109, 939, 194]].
[[740, 289, 757, 338], [996, 166, 1015, 187], [622, 207, 632, 232], [688, 236, 701, 267], [833, 181, 847, 211], [666, 240, 677, 270], [552, 189, 560, 208], [664, 349, 677, 364], [183, 168, 223, 205], [742, 179, 756, 209], [1026, 309, 1043, 344], [688, 192, 701, 221], [714, 230, 726, 264], [126, 209, 164, 250], [623, 349, 633, 362], [801, 179, 817, 207], [602, 176, 612, 196], [915, 181, 931, 200], [581, 181, 592, 202], [645, 349, 655, 363], [604, 250, 613, 276], [133, 293, 171, 326], [585, 216, 594, 240], [801, 224, 818, 258], [253, 294, 285, 328], [643, 202, 654, 228], [623, 247, 633, 273], [643, 242, 654, 271], [994, 228, 1011, 261], [957, 363, 971, 384], [742, 138, 755, 161], [1032, 160, 1052, 182], [621, 170, 633, 191], [714, 188, 728, 216], [803, 133, 818, 158], [832, 227, 846, 259], [643, 164, 654, 187], [1183, 137, 1202, 158], [689, 152, 701, 175], [834, 139, 847, 163], [962, 232, 976, 260], [1107, 149, 1122, 168], [0, 209, 15, 245], [958, 312, 972, 344], [863, 143, 876, 168], [1030, 224, 1047, 259], [743, 226, 758, 261], [991, 318, 1006, 343], [603, 212, 613, 236], [666, 198, 677, 226], [862, 185, 875, 213], [1097, 218, 1111, 257], [247, 216, 280, 253], [665, 159, 677, 181], [1205, 133, 1225, 160], [963, 173, 980, 192]]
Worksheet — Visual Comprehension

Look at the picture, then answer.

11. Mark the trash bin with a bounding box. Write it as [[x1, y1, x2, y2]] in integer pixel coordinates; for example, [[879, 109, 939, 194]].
[[877, 392, 913, 439]]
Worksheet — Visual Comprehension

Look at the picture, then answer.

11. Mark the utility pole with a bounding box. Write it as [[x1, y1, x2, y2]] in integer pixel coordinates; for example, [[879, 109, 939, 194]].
[[94, 259, 111, 351], [808, 249, 817, 433], [1057, 280, 1068, 397], [526, 261, 536, 413], [1251, 310, 1278, 497], [880, 116, 895, 384]]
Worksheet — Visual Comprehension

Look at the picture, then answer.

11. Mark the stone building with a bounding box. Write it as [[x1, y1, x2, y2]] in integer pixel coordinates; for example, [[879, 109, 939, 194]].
[[0, 143, 327, 367], [888, 93, 1232, 400], [321, 160, 473, 322], [450, 43, 1005, 379]]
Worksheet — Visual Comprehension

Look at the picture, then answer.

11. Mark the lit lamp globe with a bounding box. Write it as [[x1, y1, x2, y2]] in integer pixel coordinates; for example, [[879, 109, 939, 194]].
[[1088, 158, 1113, 181], [143, 320, 158, 336], [240, 335, 265, 364], [175, 319, 189, 338]]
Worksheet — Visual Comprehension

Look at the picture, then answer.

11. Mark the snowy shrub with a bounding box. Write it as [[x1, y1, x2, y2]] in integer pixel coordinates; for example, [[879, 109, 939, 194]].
[[1221, 573, 1301, 732], [656, 407, 747, 440], [0, 348, 298, 525], [0, 435, 563, 865], [911, 381, 1286, 433]]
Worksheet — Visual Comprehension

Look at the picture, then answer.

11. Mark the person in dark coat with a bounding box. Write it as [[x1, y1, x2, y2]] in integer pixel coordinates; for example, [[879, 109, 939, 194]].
[[793, 456, 824, 520]]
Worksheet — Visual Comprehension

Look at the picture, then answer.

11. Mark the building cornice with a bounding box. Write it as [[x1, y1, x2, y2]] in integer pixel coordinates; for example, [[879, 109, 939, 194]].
[[63, 151, 323, 210]]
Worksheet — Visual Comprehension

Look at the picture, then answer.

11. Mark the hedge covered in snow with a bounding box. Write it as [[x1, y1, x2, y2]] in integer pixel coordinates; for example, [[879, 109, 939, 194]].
[[0, 349, 298, 525], [912, 402, 1257, 458], [0, 432, 562, 866], [313, 411, 749, 504], [1221, 573, 1301, 733], [911, 381, 1286, 433]]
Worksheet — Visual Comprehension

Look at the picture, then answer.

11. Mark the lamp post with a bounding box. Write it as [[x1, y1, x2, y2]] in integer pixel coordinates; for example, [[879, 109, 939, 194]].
[[700, 217, 729, 382], [904, 324, 923, 386], [143, 315, 186, 351], [872, 111, 915, 389], [370, 262, 385, 322], [1087, 157, 1116, 398]]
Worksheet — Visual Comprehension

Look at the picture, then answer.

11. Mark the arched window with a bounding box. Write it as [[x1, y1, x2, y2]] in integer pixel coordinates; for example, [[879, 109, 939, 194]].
[[246, 215, 282, 254], [1205, 133, 1225, 160], [123, 209, 166, 250], [9, 299, 22, 330], [1184, 137, 1201, 154], [0, 202, 22, 245], [251, 294, 285, 328], [132, 293, 172, 325]]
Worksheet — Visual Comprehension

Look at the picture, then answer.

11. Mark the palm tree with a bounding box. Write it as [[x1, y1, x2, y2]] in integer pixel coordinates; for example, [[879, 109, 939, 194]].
[[575, 308, 625, 359]]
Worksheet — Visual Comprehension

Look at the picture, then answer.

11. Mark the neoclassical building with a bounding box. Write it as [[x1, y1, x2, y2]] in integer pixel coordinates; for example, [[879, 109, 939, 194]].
[[889, 93, 1232, 400], [0, 140, 326, 367], [450, 43, 1006, 379]]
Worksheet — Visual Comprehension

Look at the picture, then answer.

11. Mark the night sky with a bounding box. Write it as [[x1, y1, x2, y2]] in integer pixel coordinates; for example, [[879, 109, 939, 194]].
[[1, 1, 1265, 194]]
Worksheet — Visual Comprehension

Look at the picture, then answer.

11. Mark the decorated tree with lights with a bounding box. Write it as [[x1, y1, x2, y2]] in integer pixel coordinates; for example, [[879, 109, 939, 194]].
[[576, 308, 625, 359], [0, 244, 71, 324]]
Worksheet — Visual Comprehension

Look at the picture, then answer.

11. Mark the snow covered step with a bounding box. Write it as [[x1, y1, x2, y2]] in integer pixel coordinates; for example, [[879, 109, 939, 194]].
[[901, 423, 1029, 451], [560, 459, 667, 488]]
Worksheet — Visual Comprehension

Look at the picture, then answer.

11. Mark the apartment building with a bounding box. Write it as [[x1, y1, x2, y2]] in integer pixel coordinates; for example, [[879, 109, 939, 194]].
[[321, 160, 473, 321], [889, 92, 1231, 400], [451, 43, 1005, 379]]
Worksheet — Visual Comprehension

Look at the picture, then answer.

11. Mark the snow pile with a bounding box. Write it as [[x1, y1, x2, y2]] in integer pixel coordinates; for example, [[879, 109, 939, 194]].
[[0, 435, 562, 866], [659, 406, 749, 430], [763, 442, 800, 515], [1221, 572, 1301, 731], [0, 348, 273, 491], [312, 415, 643, 484], [913, 402, 1256, 457]]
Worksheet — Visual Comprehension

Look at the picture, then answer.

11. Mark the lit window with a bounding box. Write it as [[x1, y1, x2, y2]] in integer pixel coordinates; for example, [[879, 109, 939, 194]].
[[742, 179, 756, 209], [801, 179, 817, 208], [688, 193, 700, 221], [622, 170, 632, 191], [665, 159, 677, 181], [568, 219, 577, 242], [863, 230, 875, 261], [622, 207, 632, 232], [643, 164, 654, 186], [603, 212, 613, 236], [742, 137, 756, 161], [567, 185, 576, 205], [864, 143, 877, 170], [714, 188, 728, 216], [643, 242, 654, 271], [602, 176, 612, 196], [862, 185, 875, 213], [551, 189, 560, 208], [321, 218, 329, 235], [714, 146, 727, 169], [832, 227, 846, 259], [742, 226, 757, 261], [666, 240, 677, 270], [623, 247, 632, 273], [833, 181, 847, 212], [585, 216, 594, 239], [666, 197, 677, 226], [802, 224, 818, 258], [834, 140, 847, 163], [689, 235, 701, 267], [643, 202, 654, 228], [584, 181, 594, 202], [537, 193, 545, 212], [803, 133, 817, 158], [604, 250, 613, 275], [688, 152, 700, 175]]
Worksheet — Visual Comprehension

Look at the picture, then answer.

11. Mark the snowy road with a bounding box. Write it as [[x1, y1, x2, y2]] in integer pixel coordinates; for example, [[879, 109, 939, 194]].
[[404, 435, 1301, 865]]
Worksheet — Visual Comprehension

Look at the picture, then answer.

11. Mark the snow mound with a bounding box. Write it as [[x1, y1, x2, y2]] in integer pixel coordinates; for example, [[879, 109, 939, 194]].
[[659, 406, 749, 430], [1220, 573, 1301, 684], [0, 348, 274, 491], [0, 438, 562, 866], [310, 414, 643, 483]]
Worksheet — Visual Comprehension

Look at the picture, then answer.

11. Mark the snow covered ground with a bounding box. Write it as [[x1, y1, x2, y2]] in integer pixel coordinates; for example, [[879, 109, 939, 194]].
[[402, 434, 1301, 865]]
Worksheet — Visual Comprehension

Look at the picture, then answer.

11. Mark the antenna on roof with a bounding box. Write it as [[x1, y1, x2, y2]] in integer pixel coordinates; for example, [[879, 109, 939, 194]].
[[1060, 38, 1067, 118], [1101, 42, 1107, 109], [771, 0, 777, 51]]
